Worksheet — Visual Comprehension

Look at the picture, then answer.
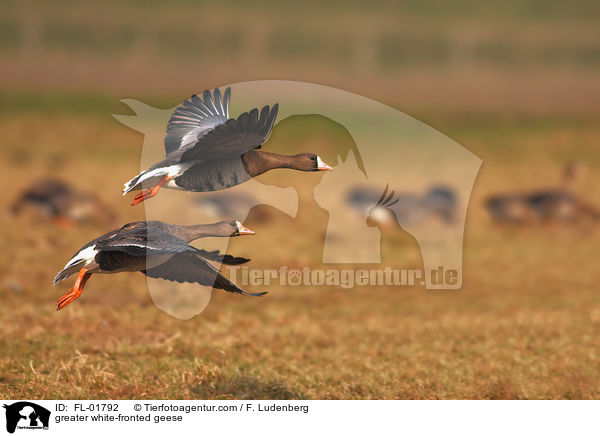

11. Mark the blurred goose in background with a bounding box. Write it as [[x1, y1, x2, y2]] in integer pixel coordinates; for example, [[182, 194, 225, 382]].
[[347, 184, 457, 228], [53, 220, 262, 310], [11, 177, 117, 227], [485, 194, 533, 224], [485, 162, 599, 224], [194, 191, 275, 223], [195, 192, 258, 218], [123, 87, 332, 205]]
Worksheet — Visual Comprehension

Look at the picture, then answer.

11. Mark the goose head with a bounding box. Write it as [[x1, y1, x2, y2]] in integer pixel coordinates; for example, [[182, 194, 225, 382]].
[[290, 153, 333, 171], [563, 162, 587, 185]]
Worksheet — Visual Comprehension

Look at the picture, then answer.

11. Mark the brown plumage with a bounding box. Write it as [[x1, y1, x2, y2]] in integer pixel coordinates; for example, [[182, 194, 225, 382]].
[[485, 163, 599, 224], [11, 178, 117, 227]]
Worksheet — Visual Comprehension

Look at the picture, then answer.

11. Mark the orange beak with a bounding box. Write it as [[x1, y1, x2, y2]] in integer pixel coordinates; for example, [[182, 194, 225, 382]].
[[238, 225, 255, 235], [316, 156, 333, 171]]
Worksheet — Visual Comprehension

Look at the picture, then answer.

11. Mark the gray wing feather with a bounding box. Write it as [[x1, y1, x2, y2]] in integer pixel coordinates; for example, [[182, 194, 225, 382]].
[[164, 87, 231, 155], [179, 103, 278, 163], [142, 253, 266, 296], [197, 249, 250, 265], [95, 226, 195, 256]]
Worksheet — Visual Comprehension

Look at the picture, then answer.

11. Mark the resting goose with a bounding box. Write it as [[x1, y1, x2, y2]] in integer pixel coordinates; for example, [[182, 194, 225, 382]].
[[53, 220, 262, 310], [11, 177, 117, 226], [123, 87, 332, 205], [485, 163, 599, 224]]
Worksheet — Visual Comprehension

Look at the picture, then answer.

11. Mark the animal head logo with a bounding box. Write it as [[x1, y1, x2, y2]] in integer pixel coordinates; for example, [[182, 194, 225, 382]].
[[366, 184, 399, 229], [3, 402, 50, 434], [113, 80, 482, 318]]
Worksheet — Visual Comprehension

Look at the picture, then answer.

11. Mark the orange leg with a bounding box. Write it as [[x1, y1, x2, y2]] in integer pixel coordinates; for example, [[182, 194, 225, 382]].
[[56, 268, 91, 310], [131, 175, 172, 206]]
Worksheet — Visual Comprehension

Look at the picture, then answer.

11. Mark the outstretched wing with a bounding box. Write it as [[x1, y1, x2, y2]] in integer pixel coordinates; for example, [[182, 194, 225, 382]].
[[142, 252, 266, 296], [95, 225, 194, 256], [164, 87, 231, 155], [197, 249, 250, 265], [178, 103, 279, 163]]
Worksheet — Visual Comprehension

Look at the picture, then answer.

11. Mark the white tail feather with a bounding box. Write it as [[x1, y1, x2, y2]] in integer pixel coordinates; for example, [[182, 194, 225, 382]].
[[122, 168, 166, 195], [123, 163, 193, 195]]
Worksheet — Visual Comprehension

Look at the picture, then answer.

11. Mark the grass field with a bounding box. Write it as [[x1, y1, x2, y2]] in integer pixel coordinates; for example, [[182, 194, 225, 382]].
[[1, 106, 599, 399]]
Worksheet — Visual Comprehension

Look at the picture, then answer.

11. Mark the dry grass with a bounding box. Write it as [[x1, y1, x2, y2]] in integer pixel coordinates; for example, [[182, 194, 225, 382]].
[[1, 112, 600, 399]]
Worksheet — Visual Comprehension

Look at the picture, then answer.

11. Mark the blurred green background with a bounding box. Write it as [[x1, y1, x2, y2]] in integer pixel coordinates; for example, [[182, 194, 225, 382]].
[[2, 0, 600, 119]]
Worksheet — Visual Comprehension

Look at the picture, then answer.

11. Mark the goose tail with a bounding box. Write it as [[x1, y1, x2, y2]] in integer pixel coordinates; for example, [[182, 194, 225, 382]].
[[123, 166, 175, 195], [123, 172, 144, 195], [53, 260, 85, 285]]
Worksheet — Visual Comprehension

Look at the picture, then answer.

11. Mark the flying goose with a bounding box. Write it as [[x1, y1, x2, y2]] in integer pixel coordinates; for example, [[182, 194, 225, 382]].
[[53, 220, 262, 310], [123, 87, 333, 205], [11, 177, 117, 226]]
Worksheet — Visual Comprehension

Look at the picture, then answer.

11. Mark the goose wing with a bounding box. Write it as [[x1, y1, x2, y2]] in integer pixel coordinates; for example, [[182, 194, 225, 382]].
[[95, 225, 194, 256], [196, 249, 250, 265], [94, 223, 249, 264], [142, 252, 266, 296], [164, 88, 231, 155], [176, 103, 279, 163]]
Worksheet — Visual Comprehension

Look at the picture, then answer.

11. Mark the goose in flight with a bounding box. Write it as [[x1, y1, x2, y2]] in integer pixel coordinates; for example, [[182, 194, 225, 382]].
[[53, 220, 262, 310], [123, 87, 332, 205]]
